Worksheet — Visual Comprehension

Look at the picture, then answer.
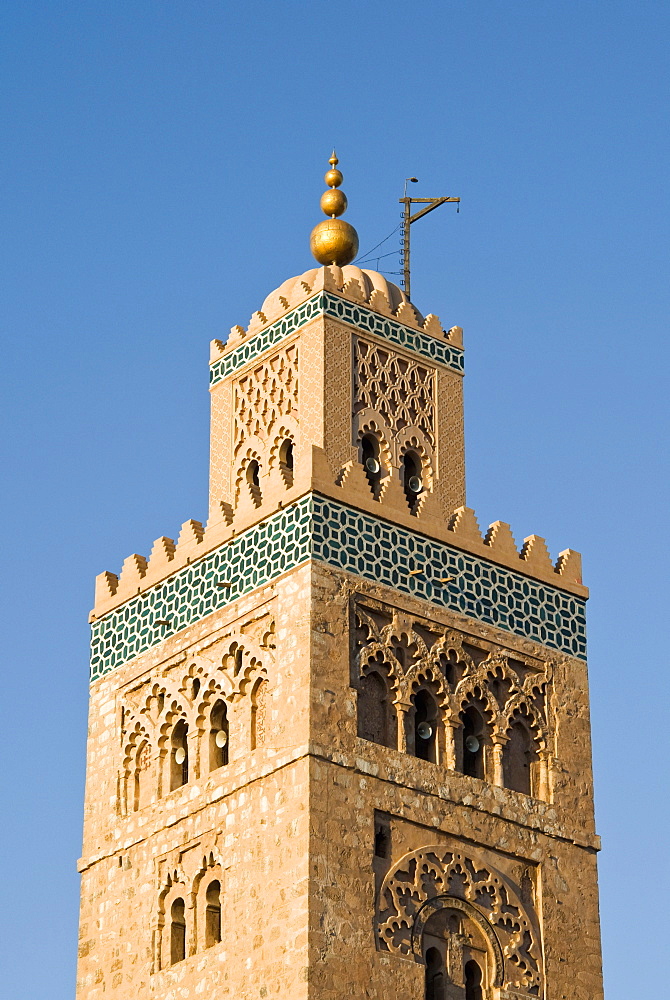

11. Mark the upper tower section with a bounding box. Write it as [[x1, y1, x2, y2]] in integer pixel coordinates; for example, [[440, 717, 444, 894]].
[[208, 154, 467, 532], [90, 156, 586, 680]]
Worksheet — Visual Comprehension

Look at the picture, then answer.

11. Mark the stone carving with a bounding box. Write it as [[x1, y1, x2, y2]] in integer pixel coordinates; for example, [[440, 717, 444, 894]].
[[354, 337, 436, 466], [355, 602, 550, 743], [118, 625, 273, 811], [377, 846, 543, 996], [233, 342, 298, 459]]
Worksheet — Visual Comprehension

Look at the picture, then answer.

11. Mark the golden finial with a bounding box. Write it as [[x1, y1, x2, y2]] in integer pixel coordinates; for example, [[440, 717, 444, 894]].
[[310, 151, 359, 266]]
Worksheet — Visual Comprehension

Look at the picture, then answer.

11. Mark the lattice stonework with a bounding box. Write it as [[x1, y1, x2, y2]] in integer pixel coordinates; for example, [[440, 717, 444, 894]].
[[378, 846, 543, 995], [233, 342, 298, 454], [90, 496, 586, 681], [354, 337, 436, 450], [209, 293, 464, 386]]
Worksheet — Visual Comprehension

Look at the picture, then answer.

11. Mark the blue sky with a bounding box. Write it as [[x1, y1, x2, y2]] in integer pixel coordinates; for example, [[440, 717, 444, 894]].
[[2, 2, 668, 996]]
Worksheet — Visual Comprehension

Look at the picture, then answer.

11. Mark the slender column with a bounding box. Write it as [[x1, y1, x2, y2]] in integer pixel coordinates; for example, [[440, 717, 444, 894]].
[[491, 736, 508, 788], [187, 728, 200, 780], [443, 718, 458, 771], [537, 749, 553, 802], [396, 702, 413, 754]]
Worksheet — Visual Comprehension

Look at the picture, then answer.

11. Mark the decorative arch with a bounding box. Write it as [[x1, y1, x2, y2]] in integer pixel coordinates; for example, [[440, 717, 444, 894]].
[[121, 717, 153, 814], [377, 845, 543, 996], [397, 432, 435, 485], [412, 895, 504, 987], [268, 420, 299, 469], [233, 443, 264, 508]]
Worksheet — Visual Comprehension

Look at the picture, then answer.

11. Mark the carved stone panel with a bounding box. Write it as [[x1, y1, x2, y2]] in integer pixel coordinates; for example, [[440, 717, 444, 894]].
[[377, 844, 543, 996]]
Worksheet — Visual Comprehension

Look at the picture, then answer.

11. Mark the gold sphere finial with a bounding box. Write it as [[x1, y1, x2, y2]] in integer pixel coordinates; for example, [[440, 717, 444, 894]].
[[310, 152, 359, 266]]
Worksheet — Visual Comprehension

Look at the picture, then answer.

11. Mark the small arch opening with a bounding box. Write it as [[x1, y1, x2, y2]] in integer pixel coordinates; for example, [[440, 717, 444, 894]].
[[402, 451, 422, 512], [460, 706, 485, 779], [205, 880, 221, 948], [413, 689, 438, 763], [170, 719, 189, 791], [209, 700, 229, 771], [357, 670, 396, 749], [424, 946, 446, 1000], [464, 959, 484, 1000], [503, 718, 537, 796], [279, 439, 294, 487], [246, 459, 260, 489], [361, 435, 382, 497], [280, 438, 294, 470], [170, 898, 186, 965]]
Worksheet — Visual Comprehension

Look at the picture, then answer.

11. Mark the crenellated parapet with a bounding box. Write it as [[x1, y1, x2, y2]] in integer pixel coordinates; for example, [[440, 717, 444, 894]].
[[91, 440, 586, 678], [210, 264, 463, 365]]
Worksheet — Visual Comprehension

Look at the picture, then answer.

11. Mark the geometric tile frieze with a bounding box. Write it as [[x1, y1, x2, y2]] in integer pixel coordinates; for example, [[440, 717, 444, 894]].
[[209, 292, 465, 387], [311, 496, 587, 662], [89, 497, 313, 683], [90, 495, 586, 682]]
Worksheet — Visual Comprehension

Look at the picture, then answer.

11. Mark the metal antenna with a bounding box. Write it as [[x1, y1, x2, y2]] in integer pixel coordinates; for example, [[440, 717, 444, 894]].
[[400, 179, 460, 299]]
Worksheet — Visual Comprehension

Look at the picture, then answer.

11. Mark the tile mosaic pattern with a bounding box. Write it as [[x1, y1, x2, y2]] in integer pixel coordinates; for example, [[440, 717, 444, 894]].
[[209, 293, 465, 386], [89, 497, 313, 682], [322, 293, 465, 374], [91, 496, 586, 681], [210, 296, 322, 386], [311, 496, 587, 661]]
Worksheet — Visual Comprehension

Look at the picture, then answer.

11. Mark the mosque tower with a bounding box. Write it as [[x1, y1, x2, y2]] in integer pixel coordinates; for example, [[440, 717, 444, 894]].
[[76, 156, 604, 1000]]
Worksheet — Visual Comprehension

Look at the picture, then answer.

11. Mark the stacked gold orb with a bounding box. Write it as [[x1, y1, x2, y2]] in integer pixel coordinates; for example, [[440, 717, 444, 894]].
[[310, 152, 359, 266]]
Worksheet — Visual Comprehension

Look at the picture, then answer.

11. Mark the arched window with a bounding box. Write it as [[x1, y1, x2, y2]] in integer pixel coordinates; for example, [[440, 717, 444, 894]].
[[460, 706, 485, 779], [361, 435, 382, 496], [251, 678, 268, 750], [133, 739, 151, 812], [279, 439, 294, 487], [424, 946, 446, 1000], [413, 689, 439, 763], [205, 880, 221, 948], [209, 700, 229, 771], [402, 451, 423, 511], [357, 670, 396, 748], [170, 898, 186, 964], [170, 720, 189, 791], [464, 959, 484, 1000], [245, 459, 262, 506], [503, 717, 537, 796]]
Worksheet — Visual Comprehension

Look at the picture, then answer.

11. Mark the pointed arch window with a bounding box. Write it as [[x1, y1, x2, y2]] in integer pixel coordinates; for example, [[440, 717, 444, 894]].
[[361, 434, 382, 497], [412, 688, 439, 763], [425, 946, 446, 1000], [209, 700, 229, 771], [465, 959, 484, 1000], [503, 716, 538, 796], [170, 898, 186, 964], [279, 438, 294, 487], [204, 880, 222, 947], [170, 720, 189, 791], [460, 705, 486, 779], [402, 450, 423, 512], [357, 670, 396, 749]]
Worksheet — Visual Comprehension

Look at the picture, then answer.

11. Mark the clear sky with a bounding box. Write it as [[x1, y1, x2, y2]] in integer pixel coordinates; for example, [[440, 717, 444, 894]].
[[2, 2, 668, 996]]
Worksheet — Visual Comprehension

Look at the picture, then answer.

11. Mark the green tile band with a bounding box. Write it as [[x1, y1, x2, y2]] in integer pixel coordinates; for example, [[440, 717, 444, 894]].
[[209, 293, 465, 386], [90, 496, 586, 682]]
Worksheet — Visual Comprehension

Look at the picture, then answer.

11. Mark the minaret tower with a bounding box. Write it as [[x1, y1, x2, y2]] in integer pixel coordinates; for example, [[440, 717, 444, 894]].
[[77, 157, 604, 1000]]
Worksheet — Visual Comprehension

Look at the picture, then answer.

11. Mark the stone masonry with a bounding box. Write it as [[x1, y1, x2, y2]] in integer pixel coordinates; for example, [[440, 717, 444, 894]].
[[76, 263, 604, 1000]]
